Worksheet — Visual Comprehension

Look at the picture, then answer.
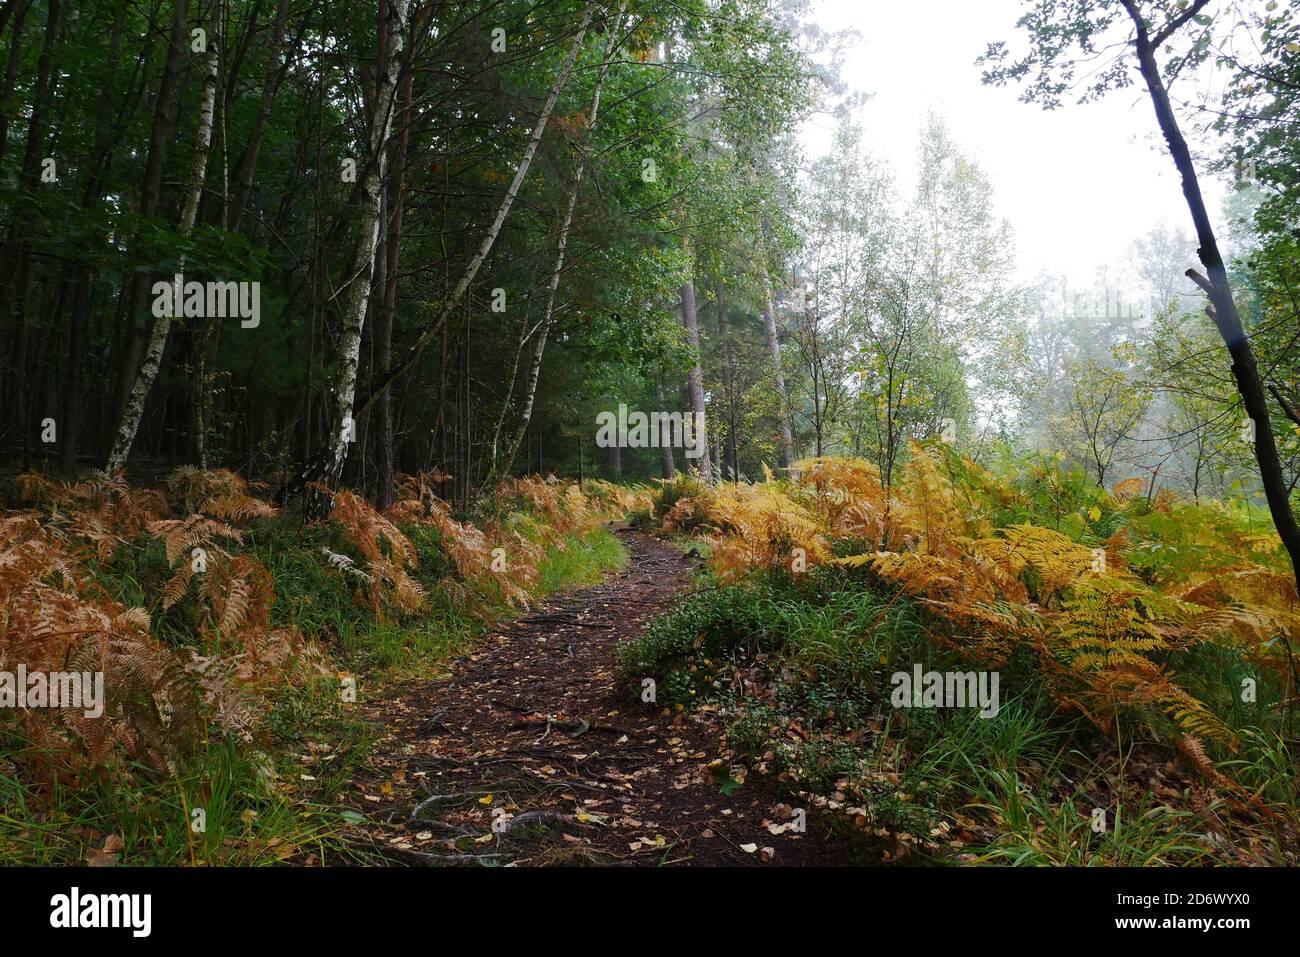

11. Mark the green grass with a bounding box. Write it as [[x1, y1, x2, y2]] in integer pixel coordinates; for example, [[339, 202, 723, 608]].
[[537, 527, 627, 594], [0, 680, 373, 866], [0, 519, 628, 866], [620, 559, 1285, 865], [967, 772, 1213, 866]]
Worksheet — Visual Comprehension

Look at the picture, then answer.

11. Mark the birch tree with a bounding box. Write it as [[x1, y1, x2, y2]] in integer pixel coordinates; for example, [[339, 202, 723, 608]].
[[679, 248, 714, 481], [349, 3, 595, 423], [983, 0, 1300, 643], [106, 8, 222, 473], [310, 0, 411, 511], [288, 1, 596, 503], [487, 0, 627, 489], [760, 245, 797, 470]]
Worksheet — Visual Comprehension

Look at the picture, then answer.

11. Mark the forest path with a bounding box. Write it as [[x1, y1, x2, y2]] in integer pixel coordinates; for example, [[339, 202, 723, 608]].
[[352, 528, 856, 866]]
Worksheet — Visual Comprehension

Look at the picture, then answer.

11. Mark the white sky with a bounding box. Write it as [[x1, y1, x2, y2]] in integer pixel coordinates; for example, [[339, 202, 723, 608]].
[[799, 0, 1229, 288]]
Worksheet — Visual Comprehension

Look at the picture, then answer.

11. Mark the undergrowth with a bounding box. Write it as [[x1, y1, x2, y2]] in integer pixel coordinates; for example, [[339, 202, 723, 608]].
[[621, 449, 1299, 865], [0, 469, 629, 865]]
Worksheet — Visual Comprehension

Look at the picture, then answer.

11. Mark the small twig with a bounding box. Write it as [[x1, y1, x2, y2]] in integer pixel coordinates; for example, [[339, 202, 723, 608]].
[[509, 718, 627, 736], [499, 809, 572, 835], [409, 788, 494, 820]]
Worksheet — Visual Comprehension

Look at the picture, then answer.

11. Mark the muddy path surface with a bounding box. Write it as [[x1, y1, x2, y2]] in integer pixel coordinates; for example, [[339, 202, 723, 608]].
[[350, 528, 858, 866]]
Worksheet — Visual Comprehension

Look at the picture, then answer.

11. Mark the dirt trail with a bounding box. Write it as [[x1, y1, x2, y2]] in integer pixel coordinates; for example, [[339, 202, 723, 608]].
[[353, 528, 856, 866]]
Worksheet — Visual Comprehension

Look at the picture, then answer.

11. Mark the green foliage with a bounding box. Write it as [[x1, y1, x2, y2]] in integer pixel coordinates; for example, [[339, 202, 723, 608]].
[[638, 445, 1298, 862], [0, 680, 371, 866], [618, 578, 780, 705], [970, 776, 1212, 866], [0, 467, 631, 863], [537, 528, 626, 595]]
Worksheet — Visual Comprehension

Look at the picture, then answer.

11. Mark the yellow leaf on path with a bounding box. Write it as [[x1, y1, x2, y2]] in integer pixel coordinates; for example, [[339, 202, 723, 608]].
[[478, 793, 493, 804]]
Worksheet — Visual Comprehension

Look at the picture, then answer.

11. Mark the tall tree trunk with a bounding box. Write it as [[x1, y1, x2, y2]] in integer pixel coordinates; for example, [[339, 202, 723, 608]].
[[716, 279, 737, 480], [229, 0, 290, 229], [311, 0, 411, 513], [485, 284, 540, 476], [761, 279, 795, 470], [108, 0, 190, 456], [106, 4, 219, 472], [372, 202, 396, 508], [1123, 1, 1300, 680], [0, 0, 31, 164], [680, 268, 713, 481], [480, 0, 624, 491], [656, 376, 676, 479], [284, 3, 596, 504], [61, 7, 125, 471], [192, 321, 214, 468], [803, 283, 824, 456], [1, 0, 59, 459], [62, 278, 89, 469], [373, 16, 419, 510]]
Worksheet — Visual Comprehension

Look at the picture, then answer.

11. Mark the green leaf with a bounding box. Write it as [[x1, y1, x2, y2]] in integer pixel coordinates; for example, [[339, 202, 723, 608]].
[[713, 766, 743, 795]]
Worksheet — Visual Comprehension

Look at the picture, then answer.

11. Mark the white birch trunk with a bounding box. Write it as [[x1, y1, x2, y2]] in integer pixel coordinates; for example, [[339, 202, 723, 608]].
[[762, 279, 796, 470], [487, 1, 626, 488], [106, 13, 221, 473], [318, 0, 412, 496], [680, 270, 713, 482], [355, 2, 597, 423]]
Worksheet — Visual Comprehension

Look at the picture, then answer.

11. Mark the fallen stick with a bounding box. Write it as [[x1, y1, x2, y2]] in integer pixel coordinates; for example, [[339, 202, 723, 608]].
[[409, 783, 511, 820], [509, 718, 627, 736], [499, 810, 573, 835]]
